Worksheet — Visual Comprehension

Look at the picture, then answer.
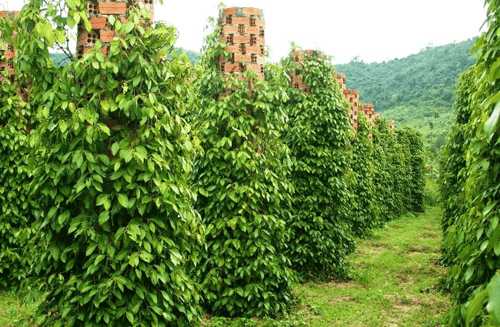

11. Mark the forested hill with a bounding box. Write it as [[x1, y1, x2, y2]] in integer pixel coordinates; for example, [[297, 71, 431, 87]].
[[49, 48, 201, 66], [334, 38, 476, 112], [335, 38, 477, 153]]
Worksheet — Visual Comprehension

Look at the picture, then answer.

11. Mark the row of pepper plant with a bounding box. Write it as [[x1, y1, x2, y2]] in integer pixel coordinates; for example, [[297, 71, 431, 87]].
[[439, 0, 500, 325], [0, 1, 425, 325]]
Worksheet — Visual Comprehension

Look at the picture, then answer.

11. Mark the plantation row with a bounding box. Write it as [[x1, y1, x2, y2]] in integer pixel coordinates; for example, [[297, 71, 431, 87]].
[[1, 2, 424, 326], [439, 0, 500, 326]]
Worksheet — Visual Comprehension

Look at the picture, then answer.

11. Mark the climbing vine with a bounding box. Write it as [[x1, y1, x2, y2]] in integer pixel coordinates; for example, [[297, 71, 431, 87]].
[[280, 47, 355, 281], [190, 14, 295, 318], [440, 0, 500, 325], [13, 1, 205, 326]]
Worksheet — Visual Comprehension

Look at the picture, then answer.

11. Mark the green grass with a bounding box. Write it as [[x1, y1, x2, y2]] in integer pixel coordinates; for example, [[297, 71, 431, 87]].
[[291, 206, 449, 326], [1, 206, 448, 327], [202, 205, 449, 327], [0, 291, 37, 327]]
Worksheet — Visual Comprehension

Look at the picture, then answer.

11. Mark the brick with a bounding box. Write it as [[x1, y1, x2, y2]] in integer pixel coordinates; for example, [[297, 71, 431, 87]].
[[0, 61, 8, 67], [234, 54, 252, 62], [222, 8, 237, 16], [255, 36, 265, 46], [244, 26, 260, 35], [255, 18, 265, 27], [222, 26, 239, 34], [4, 52, 14, 59], [223, 64, 242, 73], [245, 45, 261, 55], [242, 7, 260, 16], [245, 64, 261, 72], [233, 35, 250, 44], [232, 17, 250, 25], [100, 30, 117, 42], [98, 2, 127, 15], [225, 45, 241, 53], [90, 17, 107, 29], [77, 32, 98, 46]]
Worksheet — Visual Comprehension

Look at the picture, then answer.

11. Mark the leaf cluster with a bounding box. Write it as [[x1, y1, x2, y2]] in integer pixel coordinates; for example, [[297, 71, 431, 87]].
[[439, 0, 500, 325]]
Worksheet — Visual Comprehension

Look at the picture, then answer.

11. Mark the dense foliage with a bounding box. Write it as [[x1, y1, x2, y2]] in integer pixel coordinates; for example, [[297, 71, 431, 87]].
[[336, 39, 477, 153], [439, 0, 500, 325], [438, 67, 474, 267], [0, 14, 36, 289], [190, 19, 295, 318], [13, 1, 204, 326], [280, 49, 356, 281], [349, 113, 378, 237], [0, 1, 427, 325]]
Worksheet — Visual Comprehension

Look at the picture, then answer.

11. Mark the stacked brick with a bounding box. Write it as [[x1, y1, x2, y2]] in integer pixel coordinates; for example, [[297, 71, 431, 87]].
[[289, 50, 323, 94], [360, 103, 380, 124], [334, 72, 346, 92], [333, 73, 396, 132], [77, 0, 154, 59], [344, 89, 360, 131], [0, 11, 19, 83], [218, 7, 266, 80]]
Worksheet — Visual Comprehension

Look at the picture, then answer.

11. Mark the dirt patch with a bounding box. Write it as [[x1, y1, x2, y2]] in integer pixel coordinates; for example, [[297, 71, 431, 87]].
[[331, 294, 356, 305], [406, 244, 440, 254]]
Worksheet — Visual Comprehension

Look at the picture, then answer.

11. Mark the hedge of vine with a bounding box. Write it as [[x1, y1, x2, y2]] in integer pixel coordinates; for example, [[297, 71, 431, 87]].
[[0, 14, 36, 289], [0, 1, 426, 325], [350, 112, 379, 237], [11, 2, 204, 326], [439, 0, 500, 325], [191, 21, 295, 318], [279, 49, 356, 281]]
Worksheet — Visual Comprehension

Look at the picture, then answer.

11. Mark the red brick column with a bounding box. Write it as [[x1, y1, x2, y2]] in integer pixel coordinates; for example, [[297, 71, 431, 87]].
[[344, 89, 360, 131], [218, 7, 265, 80], [0, 11, 19, 83], [334, 72, 346, 92], [289, 50, 323, 94], [77, 0, 154, 59]]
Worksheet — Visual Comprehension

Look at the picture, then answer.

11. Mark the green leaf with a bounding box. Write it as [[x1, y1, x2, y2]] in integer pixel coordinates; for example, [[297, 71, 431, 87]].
[[467, 289, 488, 327], [99, 211, 110, 225], [486, 272, 500, 322], [485, 102, 500, 138], [126, 311, 134, 324], [118, 194, 129, 208]]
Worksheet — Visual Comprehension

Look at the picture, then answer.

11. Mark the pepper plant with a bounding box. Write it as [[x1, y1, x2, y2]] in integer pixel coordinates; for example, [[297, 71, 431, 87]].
[[0, 12, 37, 290], [15, 1, 204, 326], [280, 47, 356, 281], [190, 15, 295, 318]]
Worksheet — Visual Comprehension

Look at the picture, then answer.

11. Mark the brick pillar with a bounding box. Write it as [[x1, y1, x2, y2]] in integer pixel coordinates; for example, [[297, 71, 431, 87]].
[[334, 72, 346, 92], [77, 0, 154, 59], [344, 89, 360, 131], [0, 11, 19, 84], [361, 103, 376, 123], [218, 7, 265, 80], [289, 50, 323, 94]]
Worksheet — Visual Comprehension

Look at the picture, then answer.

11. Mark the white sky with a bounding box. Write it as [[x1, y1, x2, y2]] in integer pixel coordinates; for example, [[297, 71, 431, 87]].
[[1, 0, 487, 64]]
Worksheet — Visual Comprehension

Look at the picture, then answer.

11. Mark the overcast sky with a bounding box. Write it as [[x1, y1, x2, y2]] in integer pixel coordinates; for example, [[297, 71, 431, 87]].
[[1, 0, 487, 64]]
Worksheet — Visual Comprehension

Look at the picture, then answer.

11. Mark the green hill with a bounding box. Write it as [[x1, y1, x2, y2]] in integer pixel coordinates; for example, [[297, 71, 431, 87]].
[[49, 48, 201, 66], [334, 38, 477, 153]]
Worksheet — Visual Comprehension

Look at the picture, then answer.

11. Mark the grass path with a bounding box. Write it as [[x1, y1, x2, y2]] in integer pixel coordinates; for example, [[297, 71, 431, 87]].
[[1, 206, 449, 326], [292, 206, 449, 327]]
